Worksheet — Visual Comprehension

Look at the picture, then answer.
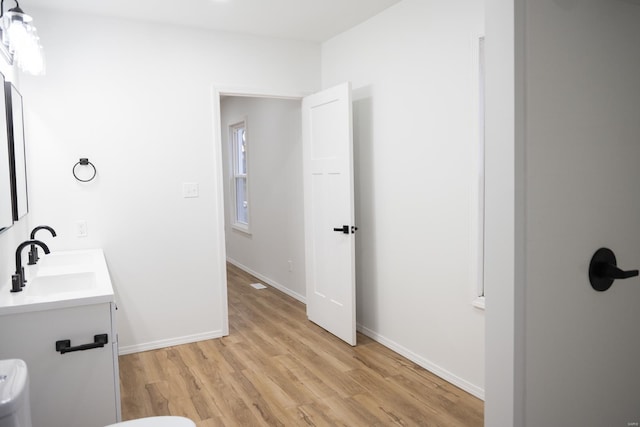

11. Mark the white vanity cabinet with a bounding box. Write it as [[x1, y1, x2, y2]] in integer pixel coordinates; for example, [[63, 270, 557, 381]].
[[0, 249, 121, 427], [0, 302, 121, 427]]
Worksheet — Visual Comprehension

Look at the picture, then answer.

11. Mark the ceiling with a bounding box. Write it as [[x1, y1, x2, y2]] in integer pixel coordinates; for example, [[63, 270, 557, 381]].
[[23, 0, 402, 42]]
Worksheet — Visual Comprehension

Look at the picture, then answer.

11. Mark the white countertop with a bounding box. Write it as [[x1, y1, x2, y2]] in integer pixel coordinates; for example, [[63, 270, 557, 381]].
[[0, 249, 115, 316]]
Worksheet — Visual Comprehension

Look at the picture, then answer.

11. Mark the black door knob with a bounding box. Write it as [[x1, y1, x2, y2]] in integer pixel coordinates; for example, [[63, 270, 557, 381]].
[[589, 247, 639, 292]]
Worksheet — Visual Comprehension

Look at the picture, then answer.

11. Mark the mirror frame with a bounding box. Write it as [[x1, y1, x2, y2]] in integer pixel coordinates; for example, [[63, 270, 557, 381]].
[[5, 81, 28, 221], [0, 71, 12, 232]]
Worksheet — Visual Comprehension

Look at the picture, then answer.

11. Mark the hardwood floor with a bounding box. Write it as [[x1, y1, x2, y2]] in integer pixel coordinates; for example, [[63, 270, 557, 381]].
[[119, 263, 484, 426]]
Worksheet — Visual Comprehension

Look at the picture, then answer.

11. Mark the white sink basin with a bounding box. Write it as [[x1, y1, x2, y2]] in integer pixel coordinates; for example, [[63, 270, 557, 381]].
[[25, 272, 97, 296], [36, 251, 97, 276], [39, 251, 95, 268], [0, 249, 114, 315]]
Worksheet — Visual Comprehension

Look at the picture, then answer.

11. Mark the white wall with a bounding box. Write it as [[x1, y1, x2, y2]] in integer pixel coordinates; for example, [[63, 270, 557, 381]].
[[220, 96, 306, 301], [322, 0, 485, 397], [19, 9, 320, 353]]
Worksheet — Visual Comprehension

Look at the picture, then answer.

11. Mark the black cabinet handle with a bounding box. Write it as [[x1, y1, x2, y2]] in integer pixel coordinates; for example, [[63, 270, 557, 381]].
[[589, 248, 639, 292], [56, 334, 109, 354]]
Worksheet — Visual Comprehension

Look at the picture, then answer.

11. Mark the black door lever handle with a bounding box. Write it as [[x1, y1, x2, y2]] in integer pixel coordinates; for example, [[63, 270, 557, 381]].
[[333, 225, 349, 234], [333, 225, 357, 234], [595, 263, 639, 280], [589, 247, 639, 292]]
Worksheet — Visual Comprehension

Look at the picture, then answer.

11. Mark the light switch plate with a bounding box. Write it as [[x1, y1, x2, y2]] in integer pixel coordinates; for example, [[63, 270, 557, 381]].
[[183, 183, 199, 198]]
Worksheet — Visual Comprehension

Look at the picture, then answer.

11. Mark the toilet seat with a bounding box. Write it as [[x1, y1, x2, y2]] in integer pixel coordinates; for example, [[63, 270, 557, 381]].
[[105, 416, 196, 427]]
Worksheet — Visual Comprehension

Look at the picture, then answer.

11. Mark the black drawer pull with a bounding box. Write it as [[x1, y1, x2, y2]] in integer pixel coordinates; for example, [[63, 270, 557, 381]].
[[56, 334, 109, 354]]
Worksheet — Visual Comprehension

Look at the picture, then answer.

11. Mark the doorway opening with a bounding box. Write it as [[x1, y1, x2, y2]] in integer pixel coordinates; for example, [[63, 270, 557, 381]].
[[214, 84, 357, 346], [215, 90, 307, 336]]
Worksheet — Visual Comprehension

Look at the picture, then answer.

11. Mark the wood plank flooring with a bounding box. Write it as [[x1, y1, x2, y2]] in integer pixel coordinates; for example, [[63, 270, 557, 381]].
[[119, 263, 484, 426]]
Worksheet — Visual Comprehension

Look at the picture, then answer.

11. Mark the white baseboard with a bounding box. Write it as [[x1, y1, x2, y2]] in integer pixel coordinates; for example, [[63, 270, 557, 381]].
[[357, 324, 485, 401], [226, 257, 306, 304], [118, 330, 225, 355]]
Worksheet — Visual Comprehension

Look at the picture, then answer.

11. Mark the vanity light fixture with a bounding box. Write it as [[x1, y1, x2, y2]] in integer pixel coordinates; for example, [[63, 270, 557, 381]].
[[0, 0, 45, 75]]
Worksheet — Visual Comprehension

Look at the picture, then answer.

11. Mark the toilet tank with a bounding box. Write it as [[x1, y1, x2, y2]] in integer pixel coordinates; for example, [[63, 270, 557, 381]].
[[0, 359, 31, 427]]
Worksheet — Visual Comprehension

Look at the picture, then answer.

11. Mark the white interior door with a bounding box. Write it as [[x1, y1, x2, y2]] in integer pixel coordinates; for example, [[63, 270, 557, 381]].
[[516, 1, 640, 425], [302, 82, 356, 346]]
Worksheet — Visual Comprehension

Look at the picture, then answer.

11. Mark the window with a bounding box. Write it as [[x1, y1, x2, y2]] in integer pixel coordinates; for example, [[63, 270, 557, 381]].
[[230, 120, 250, 232]]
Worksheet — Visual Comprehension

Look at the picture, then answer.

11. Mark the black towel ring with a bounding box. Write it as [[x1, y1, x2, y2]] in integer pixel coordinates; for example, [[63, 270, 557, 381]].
[[73, 158, 97, 182]]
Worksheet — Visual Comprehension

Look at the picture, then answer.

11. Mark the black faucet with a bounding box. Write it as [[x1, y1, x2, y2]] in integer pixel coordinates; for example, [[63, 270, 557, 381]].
[[11, 240, 50, 293], [28, 225, 56, 265]]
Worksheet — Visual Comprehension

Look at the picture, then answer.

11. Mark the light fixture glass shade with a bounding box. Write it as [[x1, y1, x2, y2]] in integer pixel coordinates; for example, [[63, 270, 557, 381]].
[[1, 6, 45, 75], [14, 25, 44, 74], [7, 15, 28, 52]]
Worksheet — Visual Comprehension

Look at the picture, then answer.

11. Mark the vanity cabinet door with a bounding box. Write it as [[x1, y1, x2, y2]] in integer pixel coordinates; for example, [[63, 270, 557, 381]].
[[0, 303, 119, 427]]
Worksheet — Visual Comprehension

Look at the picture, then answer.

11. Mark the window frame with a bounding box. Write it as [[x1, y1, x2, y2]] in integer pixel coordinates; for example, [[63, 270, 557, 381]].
[[473, 36, 486, 310], [229, 118, 251, 234]]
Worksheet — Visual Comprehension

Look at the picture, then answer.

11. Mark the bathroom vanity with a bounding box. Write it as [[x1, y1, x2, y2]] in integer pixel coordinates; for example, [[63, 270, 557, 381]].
[[0, 249, 121, 427]]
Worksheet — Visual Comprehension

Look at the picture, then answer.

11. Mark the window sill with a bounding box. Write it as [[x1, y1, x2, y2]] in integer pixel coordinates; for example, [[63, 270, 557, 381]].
[[472, 296, 485, 310], [231, 224, 251, 236]]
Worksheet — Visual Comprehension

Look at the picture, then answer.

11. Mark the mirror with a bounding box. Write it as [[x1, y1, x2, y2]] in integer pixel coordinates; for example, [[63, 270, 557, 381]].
[[6, 82, 28, 220], [0, 72, 12, 231]]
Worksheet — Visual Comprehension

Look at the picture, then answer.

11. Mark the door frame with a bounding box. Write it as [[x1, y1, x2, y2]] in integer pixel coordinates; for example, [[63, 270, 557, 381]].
[[484, 0, 526, 424], [211, 85, 311, 336]]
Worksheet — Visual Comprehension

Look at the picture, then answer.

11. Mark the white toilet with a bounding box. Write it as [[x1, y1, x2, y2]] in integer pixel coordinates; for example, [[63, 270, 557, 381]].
[[104, 417, 196, 427], [0, 359, 31, 427], [0, 359, 195, 427]]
